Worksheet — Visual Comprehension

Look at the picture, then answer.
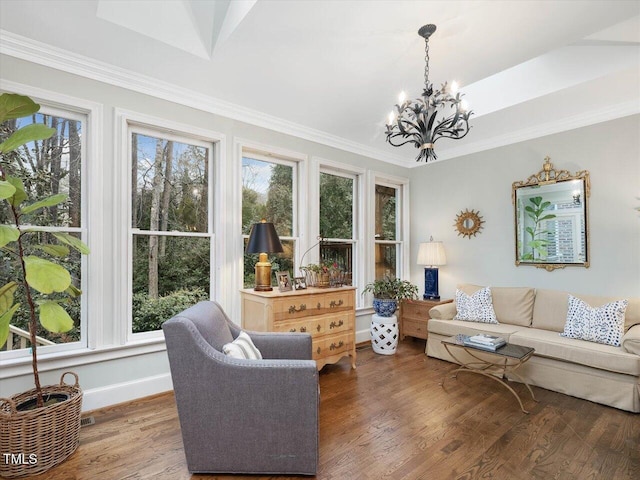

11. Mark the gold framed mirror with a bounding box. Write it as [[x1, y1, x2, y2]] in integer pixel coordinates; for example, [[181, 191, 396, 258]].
[[454, 209, 484, 238], [512, 156, 590, 271]]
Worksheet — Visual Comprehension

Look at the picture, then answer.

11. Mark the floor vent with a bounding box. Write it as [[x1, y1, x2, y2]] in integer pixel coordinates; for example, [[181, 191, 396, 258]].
[[80, 416, 95, 427]]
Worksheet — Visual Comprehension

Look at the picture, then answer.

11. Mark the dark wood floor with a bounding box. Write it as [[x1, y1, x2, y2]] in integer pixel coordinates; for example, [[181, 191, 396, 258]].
[[42, 340, 639, 480]]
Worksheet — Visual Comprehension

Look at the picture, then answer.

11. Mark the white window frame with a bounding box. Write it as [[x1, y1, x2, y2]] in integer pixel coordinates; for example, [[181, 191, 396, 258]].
[[0, 81, 101, 361], [312, 157, 365, 307], [365, 171, 410, 305], [116, 109, 224, 345], [232, 138, 307, 321]]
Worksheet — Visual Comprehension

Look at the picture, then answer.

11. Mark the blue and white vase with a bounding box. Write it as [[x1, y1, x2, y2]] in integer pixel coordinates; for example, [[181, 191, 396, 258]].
[[372, 298, 398, 317]]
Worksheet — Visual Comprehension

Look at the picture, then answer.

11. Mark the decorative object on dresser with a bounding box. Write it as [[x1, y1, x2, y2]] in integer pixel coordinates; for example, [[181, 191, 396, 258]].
[[400, 298, 453, 341], [245, 219, 284, 291], [385, 24, 472, 162], [241, 286, 356, 370], [454, 209, 484, 239], [417, 237, 447, 300], [512, 156, 590, 271]]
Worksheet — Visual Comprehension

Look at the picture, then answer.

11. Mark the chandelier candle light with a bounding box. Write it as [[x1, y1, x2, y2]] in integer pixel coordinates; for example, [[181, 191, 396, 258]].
[[386, 24, 472, 162]]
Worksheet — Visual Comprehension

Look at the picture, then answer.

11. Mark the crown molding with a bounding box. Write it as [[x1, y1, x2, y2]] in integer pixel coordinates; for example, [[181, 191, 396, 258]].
[[415, 100, 639, 167], [0, 30, 410, 167]]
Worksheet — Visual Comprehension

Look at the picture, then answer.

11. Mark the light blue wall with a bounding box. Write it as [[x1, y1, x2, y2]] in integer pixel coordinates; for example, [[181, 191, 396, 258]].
[[409, 114, 640, 300]]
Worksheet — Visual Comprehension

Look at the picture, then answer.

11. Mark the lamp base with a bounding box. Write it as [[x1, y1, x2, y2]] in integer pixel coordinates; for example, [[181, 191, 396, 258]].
[[254, 254, 273, 291], [423, 267, 440, 301]]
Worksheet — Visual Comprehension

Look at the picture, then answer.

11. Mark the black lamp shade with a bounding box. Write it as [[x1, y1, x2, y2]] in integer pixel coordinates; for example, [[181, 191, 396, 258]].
[[246, 222, 284, 254]]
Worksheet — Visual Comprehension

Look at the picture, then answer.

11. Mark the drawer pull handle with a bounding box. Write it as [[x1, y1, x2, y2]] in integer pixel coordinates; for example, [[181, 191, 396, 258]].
[[329, 299, 344, 308], [329, 320, 344, 329], [316, 324, 322, 332], [330, 341, 344, 350], [288, 304, 307, 314], [300, 326, 307, 333], [317, 302, 322, 309], [289, 328, 297, 332], [317, 346, 321, 354]]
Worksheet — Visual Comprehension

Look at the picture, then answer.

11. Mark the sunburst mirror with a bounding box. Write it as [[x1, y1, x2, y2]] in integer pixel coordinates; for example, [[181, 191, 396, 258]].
[[454, 209, 484, 238]]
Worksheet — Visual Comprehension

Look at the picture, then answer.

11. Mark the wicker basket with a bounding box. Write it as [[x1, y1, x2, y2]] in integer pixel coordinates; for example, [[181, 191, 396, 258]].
[[0, 371, 82, 478]]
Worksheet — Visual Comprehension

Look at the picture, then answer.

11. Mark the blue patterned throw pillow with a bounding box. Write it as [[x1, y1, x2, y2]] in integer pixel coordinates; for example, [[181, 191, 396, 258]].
[[561, 295, 628, 347], [454, 287, 498, 324]]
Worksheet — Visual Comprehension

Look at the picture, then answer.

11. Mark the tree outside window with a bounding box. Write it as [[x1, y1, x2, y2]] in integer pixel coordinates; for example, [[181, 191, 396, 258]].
[[319, 171, 355, 285], [130, 130, 211, 333], [242, 155, 295, 288], [375, 184, 399, 279], [0, 109, 84, 350]]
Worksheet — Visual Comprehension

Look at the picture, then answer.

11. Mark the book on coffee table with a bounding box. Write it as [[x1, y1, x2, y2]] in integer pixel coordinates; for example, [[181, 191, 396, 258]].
[[464, 334, 506, 351]]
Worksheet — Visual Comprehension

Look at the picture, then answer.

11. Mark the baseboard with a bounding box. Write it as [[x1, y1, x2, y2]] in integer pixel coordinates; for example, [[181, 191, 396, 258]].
[[355, 328, 371, 345], [81, 373, 174, 412]]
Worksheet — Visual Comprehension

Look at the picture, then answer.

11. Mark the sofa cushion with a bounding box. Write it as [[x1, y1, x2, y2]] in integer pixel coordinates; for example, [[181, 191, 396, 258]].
[[458, 284, 535, 326], [561, 295, 628, 347], [510, 328, 640, 376], [428, 318, 522, 340], [454, 287, 498, 323], [532, 289, 639, 333]]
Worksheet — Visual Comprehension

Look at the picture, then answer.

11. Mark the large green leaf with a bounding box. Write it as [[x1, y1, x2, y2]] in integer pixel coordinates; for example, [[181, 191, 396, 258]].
[[0, 282, 18, 314], [0, 124, 56, 153], [0, 225, 19, 248], [38, 301, 73, 333], [0, 93, 40, 122], [0, 303, 20, 349], [24, 256, 71, 294], [21, 193, 68, 215], [6, 177, 27, 207], [52, 233, 90, 255], [0, 180, 17, 200]]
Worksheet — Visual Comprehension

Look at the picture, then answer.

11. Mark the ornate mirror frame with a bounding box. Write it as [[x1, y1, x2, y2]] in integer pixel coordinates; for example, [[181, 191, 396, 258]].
[[512, 157, 590, 271]]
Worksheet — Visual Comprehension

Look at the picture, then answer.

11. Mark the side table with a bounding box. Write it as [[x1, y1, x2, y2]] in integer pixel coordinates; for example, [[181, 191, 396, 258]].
[[370, 314, 398, 355], [400, 298, 452, 340]]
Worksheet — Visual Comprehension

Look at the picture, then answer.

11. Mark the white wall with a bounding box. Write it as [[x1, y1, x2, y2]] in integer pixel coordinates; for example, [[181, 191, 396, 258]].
[[410, 114, 640, 300]]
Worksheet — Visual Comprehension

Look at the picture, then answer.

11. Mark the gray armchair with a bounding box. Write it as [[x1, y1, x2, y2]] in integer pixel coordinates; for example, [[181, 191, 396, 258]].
[[162, 301, 319, 475]]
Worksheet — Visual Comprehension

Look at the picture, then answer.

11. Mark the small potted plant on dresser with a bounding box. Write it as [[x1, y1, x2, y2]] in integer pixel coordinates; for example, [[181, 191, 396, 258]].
[[0, 93, 90, 478], [363, 276, 418, 355]]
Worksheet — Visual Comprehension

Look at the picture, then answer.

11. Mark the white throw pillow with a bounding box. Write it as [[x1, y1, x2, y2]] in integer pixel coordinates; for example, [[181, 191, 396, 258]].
[[561, 295, 628, 347], [454, 287, 498, 324], [222, 331, 263, 359]]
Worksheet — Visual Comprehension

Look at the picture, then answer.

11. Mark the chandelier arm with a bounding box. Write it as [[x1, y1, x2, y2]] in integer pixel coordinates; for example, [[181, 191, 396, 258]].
[[386, 134, 424, 148]]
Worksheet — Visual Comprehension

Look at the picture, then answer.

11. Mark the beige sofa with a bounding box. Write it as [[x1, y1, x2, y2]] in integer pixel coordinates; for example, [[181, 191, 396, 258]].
[[427, 285, 640, 412]]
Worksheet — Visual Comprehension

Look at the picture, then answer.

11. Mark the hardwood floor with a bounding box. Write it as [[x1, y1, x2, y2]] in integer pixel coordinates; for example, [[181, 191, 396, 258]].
[[42, 340, 639, 480]]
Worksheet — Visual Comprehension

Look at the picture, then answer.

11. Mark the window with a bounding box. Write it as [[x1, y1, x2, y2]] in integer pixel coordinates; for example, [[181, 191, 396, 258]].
[[129, 127, 213, 335], [0, 105, 87, 353], [242, 153, 297, 288], [374, 183, 400, 279], [319, 170, 356, 286]]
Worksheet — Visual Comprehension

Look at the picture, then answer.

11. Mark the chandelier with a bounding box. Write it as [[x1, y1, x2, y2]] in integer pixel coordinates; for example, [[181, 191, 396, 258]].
[[385, 24, 472, 162]]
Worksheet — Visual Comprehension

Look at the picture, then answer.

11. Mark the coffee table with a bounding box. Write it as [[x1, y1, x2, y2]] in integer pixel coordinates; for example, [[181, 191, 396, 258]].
[[440, 334, 538, 413]]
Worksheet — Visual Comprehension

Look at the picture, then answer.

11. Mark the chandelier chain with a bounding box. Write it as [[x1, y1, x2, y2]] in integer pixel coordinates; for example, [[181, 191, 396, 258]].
[[424, 38, 430, 87]]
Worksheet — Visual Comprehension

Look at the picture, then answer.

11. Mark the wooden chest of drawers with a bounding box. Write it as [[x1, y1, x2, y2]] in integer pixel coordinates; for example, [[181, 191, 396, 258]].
[[241, 287, 357, 370], [400, 298, 452, 340]]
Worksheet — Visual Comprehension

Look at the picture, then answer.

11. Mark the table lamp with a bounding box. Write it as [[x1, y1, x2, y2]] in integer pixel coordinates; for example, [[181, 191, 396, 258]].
[[417, 237, 446, 300], [246, 220, 284, 291]]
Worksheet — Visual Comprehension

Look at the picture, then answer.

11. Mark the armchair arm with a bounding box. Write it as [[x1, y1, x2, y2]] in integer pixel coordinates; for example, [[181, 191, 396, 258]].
[[429, 302, 457, 320], [622, 324, 640, 355], [247, 331, 313, 360]]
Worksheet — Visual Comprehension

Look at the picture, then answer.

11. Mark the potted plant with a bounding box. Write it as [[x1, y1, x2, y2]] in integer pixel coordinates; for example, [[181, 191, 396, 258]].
[[363, 276, 418, 317], [0, 93, 90, 478]]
